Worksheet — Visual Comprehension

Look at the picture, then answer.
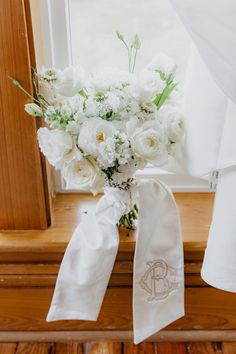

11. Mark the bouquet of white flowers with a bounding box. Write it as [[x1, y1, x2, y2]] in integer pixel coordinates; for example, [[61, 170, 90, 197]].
[[12, 33, 185, 341], [12, 32, 184, 229]]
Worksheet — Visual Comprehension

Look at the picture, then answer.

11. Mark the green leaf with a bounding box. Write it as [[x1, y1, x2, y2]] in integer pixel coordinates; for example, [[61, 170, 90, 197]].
[[153, 93, 162, 107], [153, 82, 177, 109]]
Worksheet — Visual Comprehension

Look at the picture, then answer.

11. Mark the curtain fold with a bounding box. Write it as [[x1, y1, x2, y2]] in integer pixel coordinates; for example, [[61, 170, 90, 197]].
[[170, 0, 236, 175], [169, 0, 236, 293], [170, 0, 236, 104]]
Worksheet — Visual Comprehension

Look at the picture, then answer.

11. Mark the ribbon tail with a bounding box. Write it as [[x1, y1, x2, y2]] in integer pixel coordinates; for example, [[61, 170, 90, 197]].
[[133, 179, 185, 344], [47, 190, 126, 322]]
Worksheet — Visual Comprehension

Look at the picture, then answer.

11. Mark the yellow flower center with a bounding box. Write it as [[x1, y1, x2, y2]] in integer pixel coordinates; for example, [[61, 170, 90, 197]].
[[96, 132, 106, 142], [147, 136, 158, 148]]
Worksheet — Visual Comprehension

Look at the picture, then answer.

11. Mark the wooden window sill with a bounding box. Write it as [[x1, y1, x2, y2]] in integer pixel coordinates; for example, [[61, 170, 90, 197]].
[[0, 192, 214, 262]]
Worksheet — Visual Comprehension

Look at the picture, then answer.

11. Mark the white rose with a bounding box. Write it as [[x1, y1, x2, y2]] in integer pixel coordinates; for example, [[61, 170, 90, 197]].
[[78, 117, 116, 157], [138, 69, 166, 98], [37, 127, 82, 169], [158, 107, 184, 143], [62, 158, 105, 196], [130, 120, 168, 166], [147, 53, 176, 77], [55, 66, 85, 97]]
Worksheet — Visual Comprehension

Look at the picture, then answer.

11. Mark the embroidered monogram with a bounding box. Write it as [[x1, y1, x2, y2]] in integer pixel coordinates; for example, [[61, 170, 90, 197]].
[[139, 260, 182, 301]]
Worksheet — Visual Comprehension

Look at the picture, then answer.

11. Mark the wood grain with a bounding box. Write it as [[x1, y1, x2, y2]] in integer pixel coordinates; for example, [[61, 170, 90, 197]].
[[84, 342, 121, 354], [154, 343, 187, 354], [0, 0, 50, 229], [186, 342, 222, 353], [54, 343, 83, 354], [15, 343, 51, 353], [0, 343, 17, 354], [124, 342, 155, 353], [123, 342, 187, 354], [221, 342, 236, 354]]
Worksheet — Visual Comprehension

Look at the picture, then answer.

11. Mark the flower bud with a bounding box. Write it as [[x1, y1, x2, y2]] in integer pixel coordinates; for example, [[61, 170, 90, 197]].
[[132, 34, 141, 50], [116, 31, 124, 41], [24, 103, 43, 117]]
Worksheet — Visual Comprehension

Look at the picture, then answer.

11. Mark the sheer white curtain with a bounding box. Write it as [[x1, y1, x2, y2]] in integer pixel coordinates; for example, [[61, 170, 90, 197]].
[[170, 0, 236, 292]]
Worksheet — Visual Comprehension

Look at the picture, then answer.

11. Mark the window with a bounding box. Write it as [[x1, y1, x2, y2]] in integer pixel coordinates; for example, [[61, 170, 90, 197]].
[[39, 0, 208, 192]]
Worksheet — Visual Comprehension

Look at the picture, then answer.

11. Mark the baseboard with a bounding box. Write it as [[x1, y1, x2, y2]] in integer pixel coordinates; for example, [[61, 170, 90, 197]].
[[0, 331, 235, 342]]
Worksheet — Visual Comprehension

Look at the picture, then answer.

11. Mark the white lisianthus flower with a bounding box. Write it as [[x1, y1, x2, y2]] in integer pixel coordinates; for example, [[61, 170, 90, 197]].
[[24, 103, 43, 117], [55, 66, 85, 97], [147, 53, 176, 78], [78, 117, 116, 157], [138, 69, 166, 98], [158, 107, 185, 143], [62, 158, 105, 196], [38, 67, 61, 102], [39, 67, 60, 83], [37, 127, 82, 169], [129, 120, 168, 166]]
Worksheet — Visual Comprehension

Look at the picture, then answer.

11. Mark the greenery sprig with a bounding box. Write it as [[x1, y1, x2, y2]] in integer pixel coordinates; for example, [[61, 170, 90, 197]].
[[116, 31, 141, 73]]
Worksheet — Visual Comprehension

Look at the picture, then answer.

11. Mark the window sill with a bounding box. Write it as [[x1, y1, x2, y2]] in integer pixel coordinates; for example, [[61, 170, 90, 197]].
[[0, 192, 214, 262]]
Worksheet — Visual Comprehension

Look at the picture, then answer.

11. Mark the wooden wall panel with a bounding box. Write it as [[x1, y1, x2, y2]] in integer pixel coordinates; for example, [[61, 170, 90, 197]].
[[0, 0, 50, 229]]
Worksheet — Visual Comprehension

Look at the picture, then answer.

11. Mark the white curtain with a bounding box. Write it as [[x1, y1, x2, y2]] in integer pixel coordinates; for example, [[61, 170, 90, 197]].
[[170, 0, 236, 291]]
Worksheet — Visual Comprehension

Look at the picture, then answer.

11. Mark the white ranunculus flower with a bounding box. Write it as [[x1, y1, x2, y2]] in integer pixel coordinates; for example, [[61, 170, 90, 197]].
[[147, 53, 176, 77], [37, 127, 82, 169], [78, 117, 116, 157], [62, 158, 105, 196], [138, 69, 166, 98], [55, 66, 85, 97], [130, 120, 168, 166], [158, 107, 185, 143]]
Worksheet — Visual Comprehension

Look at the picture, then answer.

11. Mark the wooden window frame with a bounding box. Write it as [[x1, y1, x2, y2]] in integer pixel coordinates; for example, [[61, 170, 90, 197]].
[[0, 0, 52, 229]]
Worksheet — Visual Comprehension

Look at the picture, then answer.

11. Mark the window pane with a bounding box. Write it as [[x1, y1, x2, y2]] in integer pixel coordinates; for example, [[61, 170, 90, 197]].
[[50, 0, 208, 192], [68, 0, 191, 85]]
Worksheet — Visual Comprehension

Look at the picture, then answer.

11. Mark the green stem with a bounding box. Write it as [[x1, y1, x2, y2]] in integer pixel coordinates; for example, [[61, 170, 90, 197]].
[[9, 77, 42, 105], [131, 48, 138, 73], [120, 39, 132, 73], [118, 203, 139, 230]]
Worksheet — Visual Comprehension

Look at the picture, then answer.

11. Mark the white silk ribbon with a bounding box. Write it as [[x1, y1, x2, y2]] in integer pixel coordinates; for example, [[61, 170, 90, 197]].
[[47, 179, 184, 344]]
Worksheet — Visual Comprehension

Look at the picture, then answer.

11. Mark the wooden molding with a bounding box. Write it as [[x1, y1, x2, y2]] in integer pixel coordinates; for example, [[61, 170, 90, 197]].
[[0, 330, 235, 343]]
